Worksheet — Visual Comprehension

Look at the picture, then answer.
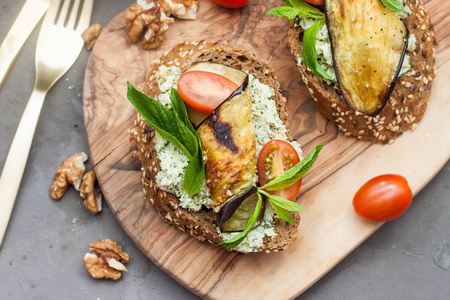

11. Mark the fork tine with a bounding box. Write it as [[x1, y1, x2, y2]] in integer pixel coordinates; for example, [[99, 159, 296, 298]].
[[67, 0, 81, 29], [41, 0, 62, 28], [76, 0, 93, 33], [56, 0, 71, 26]]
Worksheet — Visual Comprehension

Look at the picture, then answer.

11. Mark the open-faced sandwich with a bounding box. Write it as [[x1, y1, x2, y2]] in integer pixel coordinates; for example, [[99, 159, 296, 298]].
[[127, 41, 322, 253], [268, 0, 436, 144]]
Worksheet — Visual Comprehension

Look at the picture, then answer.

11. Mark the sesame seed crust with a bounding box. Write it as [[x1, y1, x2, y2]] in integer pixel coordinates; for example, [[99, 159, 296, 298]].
[[288, 0, 436, 144]]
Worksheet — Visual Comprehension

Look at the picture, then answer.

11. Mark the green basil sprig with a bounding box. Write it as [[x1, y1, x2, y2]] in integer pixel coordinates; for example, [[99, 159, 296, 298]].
[[219, 144, 323, 248], [302, 20, 335, 83], [127, 83, 204, 196], [218, 193, 263, 249], [258, 189, 304, 224], [380, 0, 403, 12], [266, 0, 324, 20], [261, 144, 323, 191]]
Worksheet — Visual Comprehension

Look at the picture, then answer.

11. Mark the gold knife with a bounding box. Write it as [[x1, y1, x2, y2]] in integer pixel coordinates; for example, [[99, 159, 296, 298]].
[[0, 0, 51, 89]]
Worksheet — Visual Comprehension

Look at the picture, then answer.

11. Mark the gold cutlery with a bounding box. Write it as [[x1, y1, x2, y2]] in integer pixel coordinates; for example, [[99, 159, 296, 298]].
[[0, 0, 94, 248], [0, 0, 51, 89]]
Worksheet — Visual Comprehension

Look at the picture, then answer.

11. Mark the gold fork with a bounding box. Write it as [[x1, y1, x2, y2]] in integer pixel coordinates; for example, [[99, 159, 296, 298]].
[[0, 0, 93, 248]]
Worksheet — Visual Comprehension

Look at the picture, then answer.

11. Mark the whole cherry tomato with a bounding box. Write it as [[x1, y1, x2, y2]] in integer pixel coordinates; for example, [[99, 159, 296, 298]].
[[212, 0, 249, 8], [257, 140, 302, 201], [177, 71, 239, 114], [353, 174, 413, 222]]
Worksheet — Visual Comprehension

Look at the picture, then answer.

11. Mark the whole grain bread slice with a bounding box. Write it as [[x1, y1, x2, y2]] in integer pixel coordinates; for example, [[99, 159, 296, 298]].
[[130, 41, 300, 252], [288, 0, 436, 144]]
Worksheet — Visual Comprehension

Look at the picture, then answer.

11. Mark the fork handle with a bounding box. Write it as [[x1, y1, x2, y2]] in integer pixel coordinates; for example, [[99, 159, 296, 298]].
[[0, 88, 46, 248]]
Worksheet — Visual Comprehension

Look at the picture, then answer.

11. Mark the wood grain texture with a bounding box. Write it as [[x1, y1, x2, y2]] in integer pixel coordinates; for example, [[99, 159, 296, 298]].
[[83, 0, 450, 299]]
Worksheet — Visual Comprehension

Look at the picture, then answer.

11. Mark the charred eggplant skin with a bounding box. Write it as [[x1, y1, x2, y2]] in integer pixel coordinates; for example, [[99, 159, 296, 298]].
[[324, 0, 408, 116], [196, 75, 249, 129], [217, 187, 266, 232], [197, 74, 255, 209], [186, 62, 249, 127]]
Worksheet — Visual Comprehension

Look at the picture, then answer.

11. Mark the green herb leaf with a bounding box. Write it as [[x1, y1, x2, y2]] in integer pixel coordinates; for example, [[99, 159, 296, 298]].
[[258, 190, 305, 212], [302, 20, 335, 82], [266, 0, 324, 20], [266, 7, 302, 20], [279, 0, 292, 7], [271, 203, 295, 224], [218, 192, 263, 249], [127, 83, 195, 157], [410, 62, 416, 68], [184, 140, 204, 196], [127, 82, 204, 196], [380, 0, 403, 12], [170, 88, 195, 132], [261, 144, 323, 191]]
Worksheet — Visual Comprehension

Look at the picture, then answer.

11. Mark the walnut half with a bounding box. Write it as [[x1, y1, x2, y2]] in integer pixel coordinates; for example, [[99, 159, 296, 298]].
[[80, 171, 102, 213], [51, 152, 88, 200], [156, 0, 199, 20], [81, 23, 103, 50], [84, 239, 129, 280], [125, 2, 174, 50]]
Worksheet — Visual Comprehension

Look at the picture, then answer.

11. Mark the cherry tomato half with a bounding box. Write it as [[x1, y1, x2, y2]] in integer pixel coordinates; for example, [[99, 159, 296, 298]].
[[177, 71, 239, 115], [305, 0, 324, 5], [212, 0, 249, 8], [353, 174, 413, 222], [257, 140, 302, 201]]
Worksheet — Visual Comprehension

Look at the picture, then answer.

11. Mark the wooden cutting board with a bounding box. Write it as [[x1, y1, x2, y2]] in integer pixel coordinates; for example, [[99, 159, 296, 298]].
[[83, 1, 450, 298]]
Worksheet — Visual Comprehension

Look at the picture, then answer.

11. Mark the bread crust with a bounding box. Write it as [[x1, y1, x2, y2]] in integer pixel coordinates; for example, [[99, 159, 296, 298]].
[[130, 41, 300, 252], [288, 0, 436, 144]]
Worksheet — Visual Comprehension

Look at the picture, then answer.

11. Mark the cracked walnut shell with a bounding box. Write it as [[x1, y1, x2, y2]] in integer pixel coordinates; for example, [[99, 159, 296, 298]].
[[125, 2, 174, 49], [81, 23, 103, 50], [84, 239, 129, 280], [156, 0, 199, 20], [51, 152, 88, 200], [90, 239, 130, 263], [80, 171, 102, 213]]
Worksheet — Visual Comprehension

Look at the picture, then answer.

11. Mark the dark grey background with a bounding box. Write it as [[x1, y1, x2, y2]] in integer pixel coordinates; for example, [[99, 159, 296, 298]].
[[0, 0, 449, 299]]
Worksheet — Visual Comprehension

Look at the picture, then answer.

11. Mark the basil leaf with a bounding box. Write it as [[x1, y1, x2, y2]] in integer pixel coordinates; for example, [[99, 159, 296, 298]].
[[184, 140, 204, 196], [380, 0, 402, 12], [289, 0, 325, 18], [279, 0, 292, 7], [267, 7, 302, 20], [267, 0, 324, 20], [127, 83, 196, 158], [261, 144, 323, 191], [258, 190, 304, 212], [218, 192, 263, 249], [170, 88, 195, 132], [302, 20, 335, 82], [271, 203, 295, 224]]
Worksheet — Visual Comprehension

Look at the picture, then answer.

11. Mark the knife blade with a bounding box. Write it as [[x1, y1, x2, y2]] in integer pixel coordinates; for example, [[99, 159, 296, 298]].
[[0, 0, 51, 89]]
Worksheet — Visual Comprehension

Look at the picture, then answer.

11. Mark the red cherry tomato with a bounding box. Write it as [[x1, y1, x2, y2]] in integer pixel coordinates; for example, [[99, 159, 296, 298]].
[[257, 140, 302, 201], [212, 0, 249, 8], [305, 0, 324, 5], [177, 71, 239, 115], [353, 174, 413, 222]]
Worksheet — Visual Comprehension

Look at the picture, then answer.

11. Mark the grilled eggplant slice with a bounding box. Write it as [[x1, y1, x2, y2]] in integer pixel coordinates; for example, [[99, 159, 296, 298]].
[[186, 62, 248, 126], [218, 187, 265, 232], [197, 80, 256, 210], [325, 0, 408, 115]]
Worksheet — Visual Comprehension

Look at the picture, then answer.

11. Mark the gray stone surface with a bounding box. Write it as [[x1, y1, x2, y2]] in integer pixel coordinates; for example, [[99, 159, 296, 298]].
[[0, 0, 449, 299]]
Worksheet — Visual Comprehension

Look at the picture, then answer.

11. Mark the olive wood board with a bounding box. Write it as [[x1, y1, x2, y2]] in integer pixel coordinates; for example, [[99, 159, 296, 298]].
[[83, 0, 450, 299]]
